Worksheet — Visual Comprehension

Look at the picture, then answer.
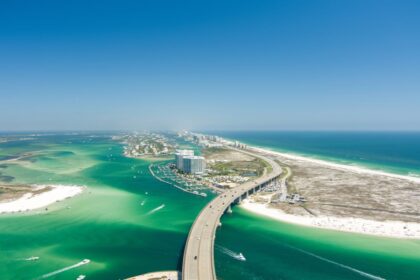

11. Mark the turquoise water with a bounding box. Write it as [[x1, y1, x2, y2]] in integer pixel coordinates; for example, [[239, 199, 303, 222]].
[[211, 131, 420, 176], [0, 132, 419, 279]]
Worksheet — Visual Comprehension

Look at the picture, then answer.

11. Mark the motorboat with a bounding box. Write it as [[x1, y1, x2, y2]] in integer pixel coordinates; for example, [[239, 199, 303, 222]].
[[237, 253, 246, 261]]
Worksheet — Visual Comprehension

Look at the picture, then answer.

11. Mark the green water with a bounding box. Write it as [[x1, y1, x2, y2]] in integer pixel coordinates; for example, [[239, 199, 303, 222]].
[[0, 134, 419, 279]]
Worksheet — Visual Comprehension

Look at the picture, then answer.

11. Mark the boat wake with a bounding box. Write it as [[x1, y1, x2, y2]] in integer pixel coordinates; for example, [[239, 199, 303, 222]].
[[18, 256, 39, 261], [146, 204, 165, 215], [216, 245, 246, 261], [36, 259, 90, 279], [288, 246, 386, 280]]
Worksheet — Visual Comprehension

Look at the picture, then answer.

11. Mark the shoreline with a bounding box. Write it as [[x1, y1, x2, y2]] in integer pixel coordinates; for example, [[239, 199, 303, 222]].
[[240, 199, 420, 239], [237, 144, 420, 239], [0, 184, 84, 214], [249, 145, 420, 184]]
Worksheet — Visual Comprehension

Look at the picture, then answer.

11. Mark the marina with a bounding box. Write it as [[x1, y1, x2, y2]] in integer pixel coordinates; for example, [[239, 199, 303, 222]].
[[148, 163, 209, 197]]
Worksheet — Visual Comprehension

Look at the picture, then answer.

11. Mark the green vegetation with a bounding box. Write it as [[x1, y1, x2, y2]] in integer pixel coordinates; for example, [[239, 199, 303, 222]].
[[209, 158, 267, 177], [201, 147, 226, 157]]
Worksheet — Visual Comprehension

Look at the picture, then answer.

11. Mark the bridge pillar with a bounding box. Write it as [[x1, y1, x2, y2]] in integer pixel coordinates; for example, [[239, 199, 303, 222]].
[[236, 196, 242, 204]]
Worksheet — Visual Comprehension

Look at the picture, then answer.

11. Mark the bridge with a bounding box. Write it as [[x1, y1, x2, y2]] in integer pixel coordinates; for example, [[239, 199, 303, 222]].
[[182, 148, 282, 280]]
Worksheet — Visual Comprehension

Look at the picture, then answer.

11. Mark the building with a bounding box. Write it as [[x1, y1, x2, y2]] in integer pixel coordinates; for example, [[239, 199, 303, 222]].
[[175, 149, 194, 170], [182, 156, 206, 174]]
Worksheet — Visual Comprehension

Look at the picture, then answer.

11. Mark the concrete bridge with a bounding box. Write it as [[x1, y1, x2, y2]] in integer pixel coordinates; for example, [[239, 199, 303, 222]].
[[182, 148, 282, 280]]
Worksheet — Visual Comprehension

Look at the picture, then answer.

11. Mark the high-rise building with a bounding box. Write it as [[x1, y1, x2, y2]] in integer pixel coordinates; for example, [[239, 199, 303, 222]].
[[174, 149, 194, 170], [182, 156, 206, 174]]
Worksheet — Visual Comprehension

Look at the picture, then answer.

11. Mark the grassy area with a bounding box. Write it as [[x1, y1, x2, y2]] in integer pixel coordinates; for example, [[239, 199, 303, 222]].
[[209, 158, 267, 177], [274, 160, 297, 193], [203, 147, 272, 178], [201, 147, 227, 157]]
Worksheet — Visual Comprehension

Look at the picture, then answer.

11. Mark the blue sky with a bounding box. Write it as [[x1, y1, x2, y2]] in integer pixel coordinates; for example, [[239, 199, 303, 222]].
[[1, 0, 419, 131]]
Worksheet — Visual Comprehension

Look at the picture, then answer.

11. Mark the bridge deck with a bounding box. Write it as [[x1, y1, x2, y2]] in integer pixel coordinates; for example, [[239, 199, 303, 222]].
[[182, 148, 282, 280]]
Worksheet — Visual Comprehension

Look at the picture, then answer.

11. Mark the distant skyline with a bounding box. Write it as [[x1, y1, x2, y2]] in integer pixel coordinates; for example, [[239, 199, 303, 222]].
[[1, 0, 419, 131]]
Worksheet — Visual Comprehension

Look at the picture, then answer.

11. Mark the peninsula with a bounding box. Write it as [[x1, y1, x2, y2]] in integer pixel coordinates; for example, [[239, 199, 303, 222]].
[[0, 184, 84, 214], [182, 132, 420, 239]]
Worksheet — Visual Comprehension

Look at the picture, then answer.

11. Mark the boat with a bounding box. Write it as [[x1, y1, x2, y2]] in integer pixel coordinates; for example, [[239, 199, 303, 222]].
[[76, 275, 86, 280], [237, 253, 246, 261], [25, 256, 39, 261], [81, 259, 90, 265]]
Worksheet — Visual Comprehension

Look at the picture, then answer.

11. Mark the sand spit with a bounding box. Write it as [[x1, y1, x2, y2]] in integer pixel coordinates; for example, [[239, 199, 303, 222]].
[[0, 185, 84, 214]]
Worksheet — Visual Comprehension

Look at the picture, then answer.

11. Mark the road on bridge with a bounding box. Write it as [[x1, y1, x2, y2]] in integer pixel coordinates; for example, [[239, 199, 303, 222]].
[[182, 148, 282, 280]]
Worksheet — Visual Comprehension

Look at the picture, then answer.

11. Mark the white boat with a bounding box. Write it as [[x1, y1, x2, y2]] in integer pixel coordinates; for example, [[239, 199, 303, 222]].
[[237, 253, 246, 261], [81, 259, 90, 265], [25, 256, 39, 261], [76, 275, 86, 280]]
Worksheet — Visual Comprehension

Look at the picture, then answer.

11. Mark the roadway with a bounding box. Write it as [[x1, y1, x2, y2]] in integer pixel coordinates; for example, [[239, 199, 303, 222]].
[[182, 148, 282, 280]]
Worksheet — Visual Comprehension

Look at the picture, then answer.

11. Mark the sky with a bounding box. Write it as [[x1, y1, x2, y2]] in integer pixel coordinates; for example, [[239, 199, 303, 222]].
[[1, 0, 419, 131]]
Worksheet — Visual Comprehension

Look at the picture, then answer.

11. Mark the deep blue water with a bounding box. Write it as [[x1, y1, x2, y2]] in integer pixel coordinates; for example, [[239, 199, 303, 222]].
[[209, 131, 420, 176]]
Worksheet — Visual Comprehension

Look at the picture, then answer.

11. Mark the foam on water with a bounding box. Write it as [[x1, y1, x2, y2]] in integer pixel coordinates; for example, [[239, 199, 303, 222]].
[[216, 245, 246, 261], [36, 259, 90, 279], [288, 245, 386, 280], [146, 204, 165, 215]]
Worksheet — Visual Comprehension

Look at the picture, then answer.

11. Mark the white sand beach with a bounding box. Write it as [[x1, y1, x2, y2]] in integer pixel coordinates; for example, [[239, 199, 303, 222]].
[[241, 199, 420, 238], [231, 145, 420, 239], [250, 146, 420, 184], [0, 185, 84, 214]]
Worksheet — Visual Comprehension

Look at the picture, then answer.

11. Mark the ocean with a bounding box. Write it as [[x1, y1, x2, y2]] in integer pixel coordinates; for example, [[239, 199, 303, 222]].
[[211, 131, 420, 176], [0, 132, 419, 279]]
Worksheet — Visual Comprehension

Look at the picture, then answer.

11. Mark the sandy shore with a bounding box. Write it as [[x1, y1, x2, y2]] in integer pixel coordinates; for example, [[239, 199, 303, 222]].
[[249, 146, 420, 184], [233, 145, 420, 239], [241, 199, 420, 238], [0, 185, 84, 214]]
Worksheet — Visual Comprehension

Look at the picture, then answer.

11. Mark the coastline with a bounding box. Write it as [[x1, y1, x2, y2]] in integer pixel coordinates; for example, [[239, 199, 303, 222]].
[[0, 184, 84, 214], [240, 145, 420, 239], [249, 145, 420, 183], [241, 199, 420, 239]]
